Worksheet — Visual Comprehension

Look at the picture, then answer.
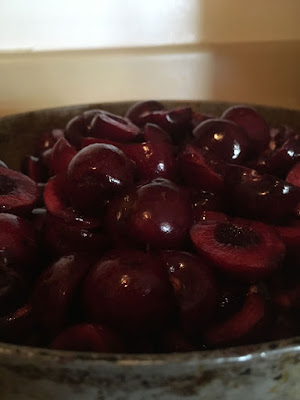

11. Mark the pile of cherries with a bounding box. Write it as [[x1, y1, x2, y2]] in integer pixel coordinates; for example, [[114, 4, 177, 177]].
[[0, 101, 299, 353]]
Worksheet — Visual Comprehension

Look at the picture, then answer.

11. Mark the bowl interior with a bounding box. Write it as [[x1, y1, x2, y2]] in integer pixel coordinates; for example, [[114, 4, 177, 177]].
[[0, 100, 299, 364]]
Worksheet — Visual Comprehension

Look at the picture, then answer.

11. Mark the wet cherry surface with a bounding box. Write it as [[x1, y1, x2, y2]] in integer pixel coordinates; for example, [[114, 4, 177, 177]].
[[82, 250, 176, 336], [0, 101, 299, 353]]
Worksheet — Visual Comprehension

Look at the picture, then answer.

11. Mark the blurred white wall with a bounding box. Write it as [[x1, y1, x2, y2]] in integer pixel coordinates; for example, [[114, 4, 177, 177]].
[[0, 0, 299, 115]]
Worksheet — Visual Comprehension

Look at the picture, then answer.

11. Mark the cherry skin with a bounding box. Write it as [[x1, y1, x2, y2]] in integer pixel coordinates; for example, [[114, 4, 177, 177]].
[[225, 164, 300, 222], [127, 179, 193, 249], [125, 100, 164, 125], [193, 119, 249, 164], [31, 254, 92, 337], [67, 143, 134, 214], [82, 250, 176, 336], [221, 105, 270, 156], [161, 250, 217, 336]]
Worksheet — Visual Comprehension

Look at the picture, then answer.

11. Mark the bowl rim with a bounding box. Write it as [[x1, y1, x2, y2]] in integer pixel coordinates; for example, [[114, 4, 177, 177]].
[[0, 337, 300, 366], [0, 100, 300, 366]]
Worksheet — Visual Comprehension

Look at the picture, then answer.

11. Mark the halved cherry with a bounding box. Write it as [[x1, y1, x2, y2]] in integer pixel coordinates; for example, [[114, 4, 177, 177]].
[[161, 250, 217, 335], [263, 136, 300, 178], [274, 221, 300, 259], [81, 136, 122, 149], [31, 254, 92, 336], [22, 155, 48, 183], [143, 123, 172, 144], [89, 111, 140, 142], [65, 115, 86, 149], [82, 250, 176, 336], [125, 100, 164, 125], [225, 164, 300, 222], [35, 129, 64, 155], [193, 119, 249, 164], [50, 137, 77, 175], [44, 215, 109, 257], [50, 323, 124, 353], [0, 267, 29, 316], [203, 293, 267, 347], [179, 144, 224, 193], [191, 111, 214, 129], [136, 107, 193, 145], [43, 174, 102, 229], [0, 166, 39, 215], [0, 303, 35, 343], [190, 217, 285, 281], [221, 105, 270, 156], [123, 141, 176, 182], [0, 213, 37, 268], [66, 143, 134, 214], [194, 210, 228, 224], [287, 161, 300, 187]]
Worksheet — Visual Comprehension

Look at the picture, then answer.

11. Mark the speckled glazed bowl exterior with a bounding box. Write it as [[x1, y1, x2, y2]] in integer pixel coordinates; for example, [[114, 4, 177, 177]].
[[0, 101, 299, 400]]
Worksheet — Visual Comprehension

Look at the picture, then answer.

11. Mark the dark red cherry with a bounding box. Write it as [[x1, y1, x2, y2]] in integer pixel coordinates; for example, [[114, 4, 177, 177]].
[[191, 111, 214, 129], [0, 213, 37, 269], [36, 129, 64, 155], [32, 254, 92, 336], [274, 221, 300, 259], [67, 144, 134, 214], [50, 323, 125, 353], [215, 281, 249, 322], [225, 165, 300, 221], [195, 211, 228, 224], [221, 105, 270, 156], [179, 144, 224, 193], [22, 155, 48, 183], [44, 174, 102, 229], [82, 250, 176, 336], [193, 119, 249, 164], [44, 215, 109, 257], [89, 111, 140, 143], [127, 179, 193, 249], [65, 115, 86, 149], [203, 293, 267, 347], [143, 123, 172, 144], [190, 217, 285, 281], [50, 137, 77, 175], [81, 136, 122, 149], [191, 190, 224, 223], [161, 251, 217, 335], [271, 125, 299, 148], [123, 141, 176, 183], [136, 107, 193, 145], [0, 267, 29, 316], [287, 161, 300, 187], [0, 303, 35, 343], [125, 100, 164, 125], [0, 166, 39, 215], [263, 136, 300, 178], [105, 190, 137, 246]]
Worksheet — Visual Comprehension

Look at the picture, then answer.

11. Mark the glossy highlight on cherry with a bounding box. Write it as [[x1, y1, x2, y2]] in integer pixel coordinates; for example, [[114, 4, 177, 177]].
[[0, 100, 299, 354]]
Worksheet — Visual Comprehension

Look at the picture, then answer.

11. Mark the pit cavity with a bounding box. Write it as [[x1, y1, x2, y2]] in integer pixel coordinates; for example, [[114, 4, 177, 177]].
[[215, 223, 261, 247]]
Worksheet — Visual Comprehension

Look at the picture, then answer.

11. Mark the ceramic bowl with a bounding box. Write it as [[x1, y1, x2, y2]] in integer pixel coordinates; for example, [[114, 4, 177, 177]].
[[0, 101, 299, 400]]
